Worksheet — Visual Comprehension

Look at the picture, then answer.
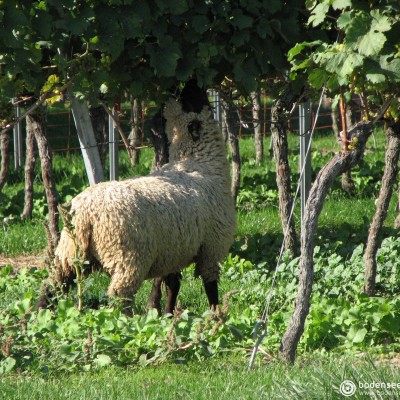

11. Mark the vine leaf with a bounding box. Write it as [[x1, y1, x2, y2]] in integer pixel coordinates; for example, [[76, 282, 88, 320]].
[[0, 357, 16, 374], [332, 0, 351, 9], [308, 2, 330, 27], [358, 31, 387, 57]]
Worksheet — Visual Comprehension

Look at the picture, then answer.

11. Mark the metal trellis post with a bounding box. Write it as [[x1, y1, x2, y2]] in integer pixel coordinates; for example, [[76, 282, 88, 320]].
[[299, 99, 312, 224], [13, 105, 23, 169], [209, 90, 221, 123], [109, 110, 119, 181]]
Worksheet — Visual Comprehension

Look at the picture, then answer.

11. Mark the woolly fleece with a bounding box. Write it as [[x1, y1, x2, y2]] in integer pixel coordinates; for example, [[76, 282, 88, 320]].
[[53, 99, 236, 300]]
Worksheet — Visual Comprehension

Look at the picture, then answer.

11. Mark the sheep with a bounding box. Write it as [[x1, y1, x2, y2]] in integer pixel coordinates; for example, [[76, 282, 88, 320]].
[[38, 96, 236, 315], [147, 80, 213, 313]]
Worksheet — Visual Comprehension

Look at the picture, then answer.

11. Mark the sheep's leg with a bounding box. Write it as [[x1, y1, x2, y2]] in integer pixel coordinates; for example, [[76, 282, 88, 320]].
[[108, 267, 141, 316], [195, 254, 220, 310], [203, 279, 219, 310], [147, 277, 163, 315], [164, 273, 182, 314]]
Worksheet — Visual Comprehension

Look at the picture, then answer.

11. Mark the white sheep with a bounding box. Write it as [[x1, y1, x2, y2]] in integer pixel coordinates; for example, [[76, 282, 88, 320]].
[[38, 98, 236, 314]]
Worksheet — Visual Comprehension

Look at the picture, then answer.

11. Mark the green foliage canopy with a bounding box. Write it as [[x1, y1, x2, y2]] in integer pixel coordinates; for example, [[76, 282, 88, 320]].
[[289, 0, 400, 118], [0, 0, 306, 112]]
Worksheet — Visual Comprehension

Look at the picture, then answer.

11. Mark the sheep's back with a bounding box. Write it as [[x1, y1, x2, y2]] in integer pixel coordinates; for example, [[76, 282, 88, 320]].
[[67, 171, 234, 278]]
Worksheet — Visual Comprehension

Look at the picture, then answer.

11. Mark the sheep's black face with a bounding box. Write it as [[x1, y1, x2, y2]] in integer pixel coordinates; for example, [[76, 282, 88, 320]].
[[188, 119, 202, 141]]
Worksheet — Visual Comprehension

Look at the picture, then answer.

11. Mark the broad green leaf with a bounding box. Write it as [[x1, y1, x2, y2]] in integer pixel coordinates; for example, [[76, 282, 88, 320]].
[[16, 297, 32, 314], [308, 2, 330, 27], [309, 68, 329, 89], [94, 354, 112, 367], [0, 265, 13, 276], [332, 0, 351, 10], [175, 46, 198, 81], [230, 30, 250, 47], [323, 51, 347, 74], [366, 73, 386, 84], [117, 12, 143, 39], [340, 53, 364, 76], [256, 19, 273, 39], [370, 10, 391, 33], [345, 13, 370, 48], [288, 40, 322, 61], [168, 0, 189, 15], [288, 43, 307, 61], [379, 56, 400, 82], [139, 354, 149, 366], [192, 15, 209, 34], [36, 308, 53, 329], [59, 344, 73, 356], [337, 11, 353, 29], [231, 9, 253, 29], [349, 326, 367, 343], [0, 357, 16, 374], [233, 55, 259, 94], [148, 36, 182, 77], [32, 10, 52, 38], [379, 314, 400, 334], [358, 31, 387, 56]]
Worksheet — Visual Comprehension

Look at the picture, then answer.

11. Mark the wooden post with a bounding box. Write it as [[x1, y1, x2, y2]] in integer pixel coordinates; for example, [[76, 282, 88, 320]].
[[69, 91, 104, 185]]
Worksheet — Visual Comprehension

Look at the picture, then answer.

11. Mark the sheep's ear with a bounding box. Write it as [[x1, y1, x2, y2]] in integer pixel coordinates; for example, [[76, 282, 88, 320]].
[[200, 105, 213, 120], [164, 98, 183, 122]]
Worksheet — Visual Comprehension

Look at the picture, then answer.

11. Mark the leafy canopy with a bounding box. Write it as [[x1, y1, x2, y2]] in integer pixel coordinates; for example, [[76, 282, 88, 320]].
[[289, 0, 400, 119], [0, 0, 306, 112]]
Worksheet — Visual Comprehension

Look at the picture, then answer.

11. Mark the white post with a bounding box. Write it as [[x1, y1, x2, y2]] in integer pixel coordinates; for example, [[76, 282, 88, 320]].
[[214, 90, 220, 122], [69, 92, 104, 185], [108, 110, 119, 181], [299, 100, 312, 224], [208, 90, 221, 122], [13, 105, 23, 169]]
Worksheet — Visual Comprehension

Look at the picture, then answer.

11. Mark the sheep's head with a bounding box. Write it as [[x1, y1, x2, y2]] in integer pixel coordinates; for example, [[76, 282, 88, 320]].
[[164, 99, 211, 156]]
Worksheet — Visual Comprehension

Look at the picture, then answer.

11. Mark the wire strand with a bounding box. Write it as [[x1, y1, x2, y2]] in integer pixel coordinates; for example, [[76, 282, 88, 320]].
[[248, 85, 326, 369]]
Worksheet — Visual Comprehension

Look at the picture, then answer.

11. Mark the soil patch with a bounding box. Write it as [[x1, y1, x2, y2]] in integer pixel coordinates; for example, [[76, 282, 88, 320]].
[[0, 254, 47, 272]]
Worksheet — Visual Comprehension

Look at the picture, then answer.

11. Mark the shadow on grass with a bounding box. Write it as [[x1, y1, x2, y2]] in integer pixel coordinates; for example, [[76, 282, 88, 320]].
[[231, 218, 399, 270]]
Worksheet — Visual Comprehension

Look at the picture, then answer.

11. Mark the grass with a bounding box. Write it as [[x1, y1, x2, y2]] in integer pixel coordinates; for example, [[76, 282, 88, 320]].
[[1, 354, 399, 399], [0, 220, 47, 256], [0, 129, 392, 258], [1, 127, 399, 398]]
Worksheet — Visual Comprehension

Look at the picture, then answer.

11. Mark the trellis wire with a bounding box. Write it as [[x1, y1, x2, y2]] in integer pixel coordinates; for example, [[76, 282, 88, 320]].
[[248, 86, 326, 370]]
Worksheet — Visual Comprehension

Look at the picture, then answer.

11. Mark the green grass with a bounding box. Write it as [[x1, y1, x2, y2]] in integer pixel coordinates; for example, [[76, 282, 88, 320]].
[[0, 220, 47, 256], [1, 129, 392, 258], [1, 128, 399, 396], [1, 354, 399, 399]]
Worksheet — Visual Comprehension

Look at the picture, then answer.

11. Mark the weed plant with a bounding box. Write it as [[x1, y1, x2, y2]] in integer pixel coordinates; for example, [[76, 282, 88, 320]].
[[0, 129, 399, 397]]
